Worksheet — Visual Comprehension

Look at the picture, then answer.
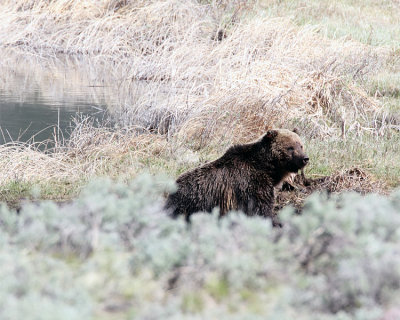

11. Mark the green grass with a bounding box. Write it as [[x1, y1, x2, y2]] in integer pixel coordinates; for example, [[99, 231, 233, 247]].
[[181, 292, 205, 313], [306, 133, 400, 187], [205, 275, 230, 302], [0, 180, 33, 208], [0, 179, 84, 209], [366, 72, 400, 105], [261, 0, 400, 47], [1, 130, 398, 209]]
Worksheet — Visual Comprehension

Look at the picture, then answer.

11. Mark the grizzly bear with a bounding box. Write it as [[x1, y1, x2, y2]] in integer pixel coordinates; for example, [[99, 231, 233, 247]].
[[165, 129, 309, 226]]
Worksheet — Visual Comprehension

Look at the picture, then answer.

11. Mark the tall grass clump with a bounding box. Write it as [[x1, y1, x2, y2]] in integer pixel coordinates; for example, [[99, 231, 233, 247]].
[[1, 174, 400, 319]]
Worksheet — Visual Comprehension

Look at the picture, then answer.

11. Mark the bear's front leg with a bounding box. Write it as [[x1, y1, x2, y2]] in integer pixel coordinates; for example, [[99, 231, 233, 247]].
[[249, 186, 281, 227], [271, 214, 283, 228]]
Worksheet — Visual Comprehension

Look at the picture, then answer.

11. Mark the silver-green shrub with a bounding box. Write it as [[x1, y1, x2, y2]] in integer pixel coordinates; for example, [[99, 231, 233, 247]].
[[0, 174, 399, 319], [279, 191, 400, 317], [0, 244, 92, 320]]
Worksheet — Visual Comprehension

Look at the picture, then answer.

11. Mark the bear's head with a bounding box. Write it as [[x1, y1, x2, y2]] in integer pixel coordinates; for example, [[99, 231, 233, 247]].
[[261, 129, 309, 173]]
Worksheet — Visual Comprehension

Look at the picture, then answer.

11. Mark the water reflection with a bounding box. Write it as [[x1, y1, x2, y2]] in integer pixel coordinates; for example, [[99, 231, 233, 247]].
[[0, 49, 111, 145], [0, 47, 202, 144], [0, 93, 106, 145]]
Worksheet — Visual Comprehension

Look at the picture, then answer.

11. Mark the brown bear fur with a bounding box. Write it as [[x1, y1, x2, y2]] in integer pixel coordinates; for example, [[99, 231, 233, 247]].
[[165, 129, 309, 226]]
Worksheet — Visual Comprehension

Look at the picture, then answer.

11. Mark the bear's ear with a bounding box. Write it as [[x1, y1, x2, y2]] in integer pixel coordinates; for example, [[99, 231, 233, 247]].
[[262, 130, 278, 143], [292, 128, 300, 135]]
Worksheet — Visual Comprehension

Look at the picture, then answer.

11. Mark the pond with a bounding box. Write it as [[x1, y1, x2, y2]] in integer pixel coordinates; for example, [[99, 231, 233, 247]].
[[0, 49, 116, 146]]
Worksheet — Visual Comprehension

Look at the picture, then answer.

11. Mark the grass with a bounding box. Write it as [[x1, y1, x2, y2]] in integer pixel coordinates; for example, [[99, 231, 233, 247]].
[[0, 0, 399, 206], [306, 133, 400, 187], [261, 0, 400, 47]]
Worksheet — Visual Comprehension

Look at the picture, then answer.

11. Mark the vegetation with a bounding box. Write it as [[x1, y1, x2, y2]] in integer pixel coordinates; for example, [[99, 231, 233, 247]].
[[0, 0, 399, 200], [0, 1, 399, 318], [1, 174, 400, 319]]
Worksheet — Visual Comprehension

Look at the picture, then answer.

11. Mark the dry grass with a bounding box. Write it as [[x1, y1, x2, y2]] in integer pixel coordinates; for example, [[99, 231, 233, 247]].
[[0, 122, 178, 209], [0, 0, 394, 140], [0, 143, 76, 183], [0, 0, 399, 203]]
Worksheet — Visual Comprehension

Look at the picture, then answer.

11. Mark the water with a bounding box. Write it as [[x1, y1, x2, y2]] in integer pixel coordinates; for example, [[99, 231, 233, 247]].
[[0, 91, 106, 145], [0, 50, 113, 146]]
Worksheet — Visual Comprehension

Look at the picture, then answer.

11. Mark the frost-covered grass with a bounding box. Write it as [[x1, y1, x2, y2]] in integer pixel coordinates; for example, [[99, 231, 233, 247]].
[[1, 174, 400, 319]]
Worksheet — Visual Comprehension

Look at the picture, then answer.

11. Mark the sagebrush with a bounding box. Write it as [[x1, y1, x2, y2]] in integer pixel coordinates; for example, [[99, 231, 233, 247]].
[[1, 174, 399, 319]]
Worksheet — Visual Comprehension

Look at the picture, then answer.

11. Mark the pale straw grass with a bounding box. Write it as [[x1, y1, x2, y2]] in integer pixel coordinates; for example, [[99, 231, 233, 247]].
[[0, 123, 171, 185], [0, 143, 77, 182]]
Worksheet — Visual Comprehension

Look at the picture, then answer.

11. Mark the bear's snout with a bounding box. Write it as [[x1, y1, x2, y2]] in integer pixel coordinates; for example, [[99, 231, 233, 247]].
[[302, 156, 309, 165]]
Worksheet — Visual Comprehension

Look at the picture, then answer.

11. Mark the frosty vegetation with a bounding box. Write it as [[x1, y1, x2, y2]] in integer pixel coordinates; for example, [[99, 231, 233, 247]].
[[1, 174, 399, 319]]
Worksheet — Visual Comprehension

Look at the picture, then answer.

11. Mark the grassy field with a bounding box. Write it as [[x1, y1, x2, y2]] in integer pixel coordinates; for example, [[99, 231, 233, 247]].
[[0, 1, 400, 318], [0, 0, 399, 205]]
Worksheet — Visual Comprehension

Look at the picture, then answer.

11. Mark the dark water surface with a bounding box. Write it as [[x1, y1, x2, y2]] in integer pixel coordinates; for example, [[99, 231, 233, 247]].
[[0, 51, 111, 145], [0, 94, 106, 145]]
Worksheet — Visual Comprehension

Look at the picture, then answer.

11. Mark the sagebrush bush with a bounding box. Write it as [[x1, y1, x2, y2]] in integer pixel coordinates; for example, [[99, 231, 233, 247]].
[[279, 192, 400, 317], [0, 245, 92, 320], [0, 174, 399, 319]]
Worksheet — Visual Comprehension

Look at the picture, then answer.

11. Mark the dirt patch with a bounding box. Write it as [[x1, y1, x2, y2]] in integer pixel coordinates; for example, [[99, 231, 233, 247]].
[[275, 167, 387, 213]]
